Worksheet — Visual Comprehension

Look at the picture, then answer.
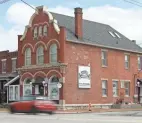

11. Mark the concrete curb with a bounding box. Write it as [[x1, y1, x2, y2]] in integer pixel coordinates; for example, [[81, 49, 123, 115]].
[[0, 109, 142, 114]]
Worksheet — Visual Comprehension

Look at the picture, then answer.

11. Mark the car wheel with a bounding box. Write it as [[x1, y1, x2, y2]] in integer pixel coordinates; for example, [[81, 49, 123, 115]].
[[30, 106, 37, 115], [48, 111, 53, 115]]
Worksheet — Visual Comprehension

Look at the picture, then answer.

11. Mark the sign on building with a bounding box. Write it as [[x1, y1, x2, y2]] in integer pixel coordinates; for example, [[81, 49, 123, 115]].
[[78, 66, 91, 88]]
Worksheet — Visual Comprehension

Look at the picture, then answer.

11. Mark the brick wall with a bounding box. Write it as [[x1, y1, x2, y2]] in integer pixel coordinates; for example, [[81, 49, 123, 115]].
[[0, 50, 17, 74], [64, 41, 142, 104]]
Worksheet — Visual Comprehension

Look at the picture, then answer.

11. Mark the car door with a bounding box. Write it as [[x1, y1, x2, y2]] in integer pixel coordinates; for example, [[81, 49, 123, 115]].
[[19, 100, 34, 112]]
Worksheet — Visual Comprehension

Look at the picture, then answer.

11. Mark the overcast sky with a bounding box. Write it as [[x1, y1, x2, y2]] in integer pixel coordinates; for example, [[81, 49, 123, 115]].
[[1, 0, 142, 51]]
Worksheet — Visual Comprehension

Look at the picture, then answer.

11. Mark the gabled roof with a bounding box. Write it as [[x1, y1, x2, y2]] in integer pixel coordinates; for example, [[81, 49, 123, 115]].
[[51, 12, 142, 53]]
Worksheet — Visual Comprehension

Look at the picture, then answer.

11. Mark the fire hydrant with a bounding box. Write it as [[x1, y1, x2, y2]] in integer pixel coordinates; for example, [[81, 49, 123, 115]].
[[88, 102, 92, 111]]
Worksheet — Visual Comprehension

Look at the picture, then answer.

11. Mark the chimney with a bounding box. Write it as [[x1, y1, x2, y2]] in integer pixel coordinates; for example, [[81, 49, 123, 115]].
[[74, 7, 83, 39]]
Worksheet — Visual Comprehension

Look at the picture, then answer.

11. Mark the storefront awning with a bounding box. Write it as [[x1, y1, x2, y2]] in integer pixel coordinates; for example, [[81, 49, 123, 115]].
[[4, 75, 20, 87]]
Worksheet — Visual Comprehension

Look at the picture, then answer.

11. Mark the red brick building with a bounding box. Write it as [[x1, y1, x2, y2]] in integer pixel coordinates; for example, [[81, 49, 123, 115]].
[[6, 5, 142, 108], [0, 50, 18, 103]]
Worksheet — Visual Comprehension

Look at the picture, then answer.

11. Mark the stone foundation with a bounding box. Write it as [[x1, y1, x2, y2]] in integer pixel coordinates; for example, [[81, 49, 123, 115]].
[[111, 103, 142, 109], [57, 104, 112, 110]]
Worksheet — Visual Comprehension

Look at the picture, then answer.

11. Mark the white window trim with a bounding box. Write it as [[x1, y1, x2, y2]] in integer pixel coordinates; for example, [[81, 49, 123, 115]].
[[9, 85, 20, 101], [11, 58, 17, 72], [101, 49, 108, 67], [112, 80, 119, 97], [11, 57, 17, 60], [1, 59, 7, 61], [1, 59, 7, 73], [101, 78, 108, 81], [23, 84, 32, 96], [25, 48, 31, 66], [137, 55, 141, 70], [49, 44, 58, 63], [124, 81, 130, 97], [36, 47, 44, 65], [124, 54, 130, 69], [102, 79, 108, 97]]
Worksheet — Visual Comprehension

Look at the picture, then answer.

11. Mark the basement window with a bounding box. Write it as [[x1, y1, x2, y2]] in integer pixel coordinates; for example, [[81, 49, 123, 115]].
[[108, 31, 116, 37]]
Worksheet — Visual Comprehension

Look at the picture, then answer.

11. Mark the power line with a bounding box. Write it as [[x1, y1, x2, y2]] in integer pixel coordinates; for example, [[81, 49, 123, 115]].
[[123, 0, 142, 7], [0, 0, 10, 4], [130, 0, 142, 5], [0, 0, 37, 12]]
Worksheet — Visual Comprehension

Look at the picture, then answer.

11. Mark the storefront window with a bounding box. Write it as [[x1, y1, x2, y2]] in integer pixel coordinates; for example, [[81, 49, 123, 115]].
[[9, 85, 19, 101], [23, 78, 32, 96]]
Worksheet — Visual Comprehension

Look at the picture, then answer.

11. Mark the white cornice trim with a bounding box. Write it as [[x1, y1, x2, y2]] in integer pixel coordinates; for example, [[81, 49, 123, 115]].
[[67, 39, 142, 54]]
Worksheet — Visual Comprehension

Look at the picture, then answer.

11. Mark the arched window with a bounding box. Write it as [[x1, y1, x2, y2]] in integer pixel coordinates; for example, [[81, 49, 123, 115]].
[[51, 76, 59, 83], [49, 44, 57, 63], [36, 46, 44, 64], [34, 27, 38, 38], [43, 25, 47, 36], [25, 48, 31, 66], [39, 26, 42, 36], [23, 78, 32, 96]]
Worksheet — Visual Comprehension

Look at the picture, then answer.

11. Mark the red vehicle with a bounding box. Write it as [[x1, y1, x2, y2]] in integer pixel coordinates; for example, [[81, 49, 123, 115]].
[[8, 96, 57, 114]]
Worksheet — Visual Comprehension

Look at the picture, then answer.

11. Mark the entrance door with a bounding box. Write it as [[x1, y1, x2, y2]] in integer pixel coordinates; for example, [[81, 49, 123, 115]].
[[48, 76, 59, 100]]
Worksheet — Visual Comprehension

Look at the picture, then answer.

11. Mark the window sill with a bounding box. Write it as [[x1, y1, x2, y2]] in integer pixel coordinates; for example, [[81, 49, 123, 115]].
[[102, 65, 107, 68], [102, 95, 107, 97], [125, 95, 130, 97], [113, 96, 118, 97]]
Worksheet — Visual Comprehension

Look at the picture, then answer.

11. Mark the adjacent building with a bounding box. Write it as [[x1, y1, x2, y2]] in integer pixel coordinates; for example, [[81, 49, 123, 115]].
[[0, 50, 18, 103], [2, 6, 142, 108]]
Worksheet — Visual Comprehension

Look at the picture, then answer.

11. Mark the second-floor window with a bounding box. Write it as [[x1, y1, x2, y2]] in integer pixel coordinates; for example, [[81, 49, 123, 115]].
[[101, 50, 107, 67], [125, 54, 130, 69], [1, 59, 6, 73], [12, 58, 17, 72], [25, 48, 31, 66], [138, 56, 141, 70], [36, 46, 44, 64], [50, 44, 57, 63]]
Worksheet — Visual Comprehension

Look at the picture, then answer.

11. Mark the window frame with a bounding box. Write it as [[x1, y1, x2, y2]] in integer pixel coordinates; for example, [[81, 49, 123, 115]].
[[9, 85, 20, 101], [25, 48, 31, 66], [1, 59, 6, 73], [38, 26, 42, 36], [101, 79, 108, 97], [138, 55, 141, 70], [33, 27, 38, 38], [112, 80, 119, 97], [49, 44, 58, 63], [36, 46, 44, 65], [124, 54, 130, 69], [124, 81, 130, 97], [101, 49, 108, 67], [43, 25, 48, 36], [11, 58, 17, 72]]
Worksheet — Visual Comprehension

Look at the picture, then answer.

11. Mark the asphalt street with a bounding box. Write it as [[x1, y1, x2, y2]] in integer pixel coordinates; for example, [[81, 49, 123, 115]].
[[0, 111, 142, 123]]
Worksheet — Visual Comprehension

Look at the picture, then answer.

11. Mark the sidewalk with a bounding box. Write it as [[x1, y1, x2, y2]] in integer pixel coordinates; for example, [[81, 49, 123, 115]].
[[56, 108, 142, 114], [0, 108, 142, 114]]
